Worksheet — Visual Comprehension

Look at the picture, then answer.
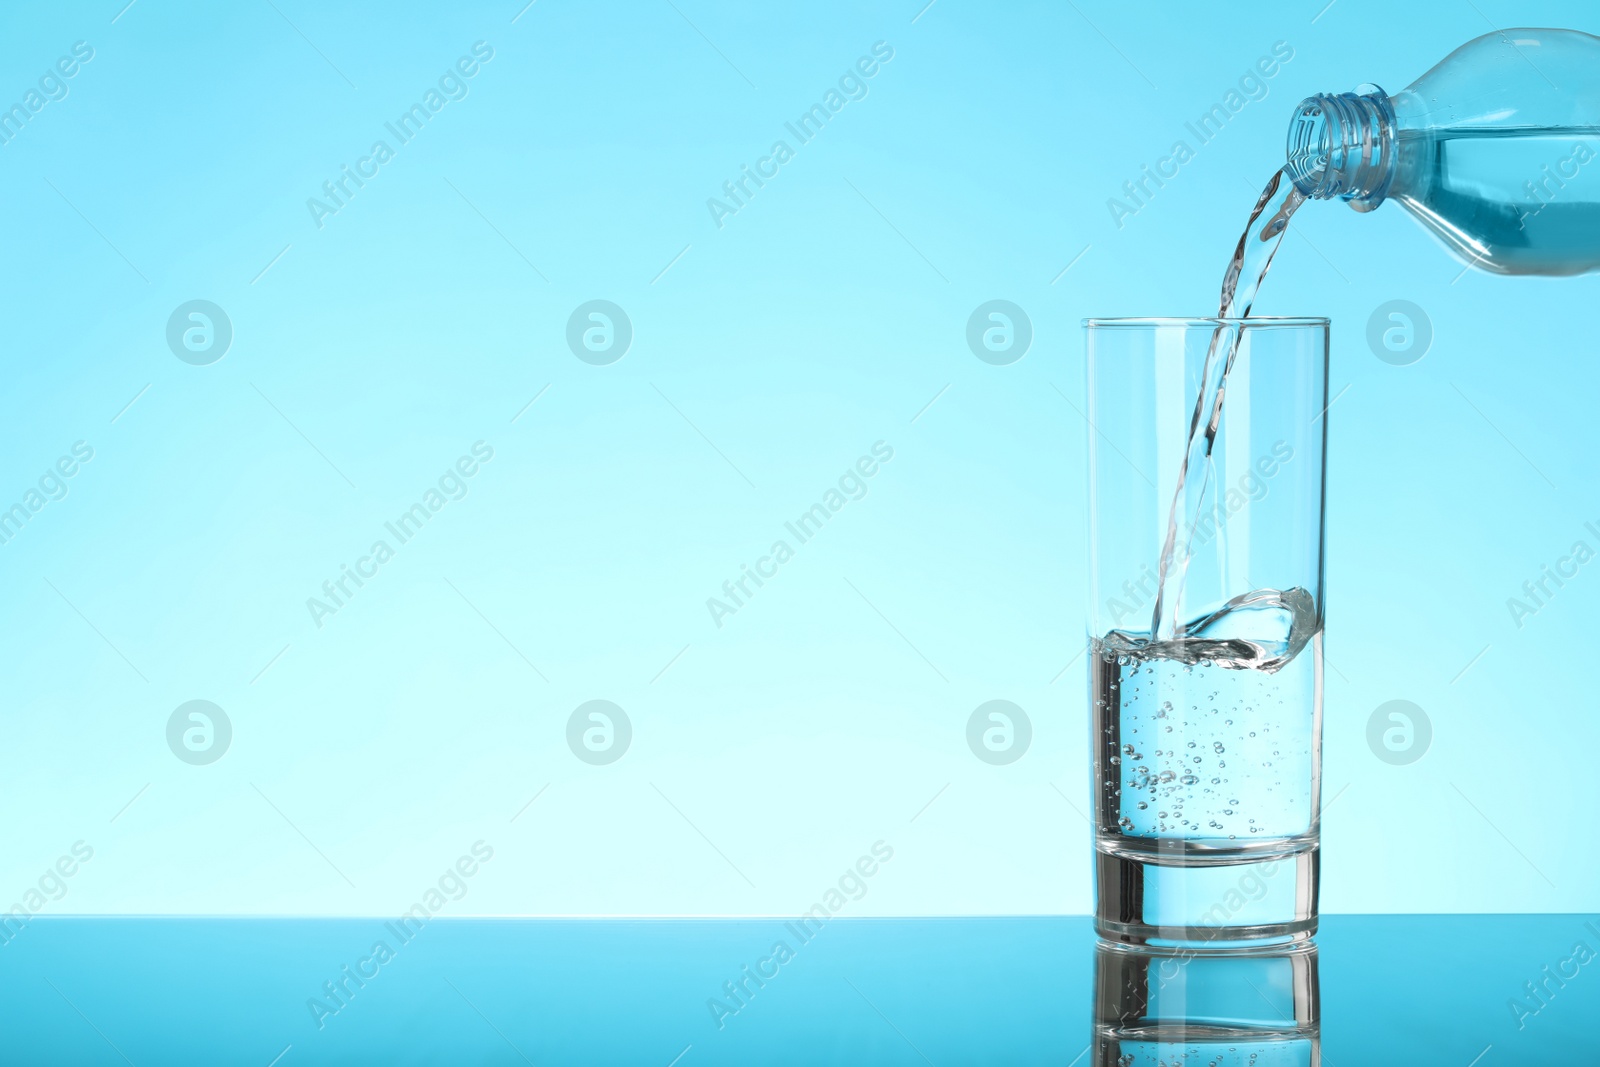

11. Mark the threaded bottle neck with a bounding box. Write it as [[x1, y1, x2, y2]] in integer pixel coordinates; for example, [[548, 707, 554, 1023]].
[[1285, 89, 1398, 209]]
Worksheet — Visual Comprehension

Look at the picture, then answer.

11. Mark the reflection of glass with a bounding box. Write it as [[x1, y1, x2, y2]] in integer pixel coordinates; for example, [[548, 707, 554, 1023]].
[[1086, 319, 1327, 944], [1093, 940, 1320, 1066]]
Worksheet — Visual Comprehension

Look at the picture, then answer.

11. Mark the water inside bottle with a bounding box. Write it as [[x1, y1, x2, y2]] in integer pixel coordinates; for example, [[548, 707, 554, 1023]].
[[1400, 126, 1600, 275]]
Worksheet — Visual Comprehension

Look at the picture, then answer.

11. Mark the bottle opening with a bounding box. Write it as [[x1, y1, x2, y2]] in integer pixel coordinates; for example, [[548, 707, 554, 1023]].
[[1285, 102, 1331, 192], [1284, 89, 1397, 210]]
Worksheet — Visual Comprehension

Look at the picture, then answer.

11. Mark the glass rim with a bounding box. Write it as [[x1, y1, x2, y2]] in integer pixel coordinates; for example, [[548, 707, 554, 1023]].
[[1084, 316, 1329, 329]]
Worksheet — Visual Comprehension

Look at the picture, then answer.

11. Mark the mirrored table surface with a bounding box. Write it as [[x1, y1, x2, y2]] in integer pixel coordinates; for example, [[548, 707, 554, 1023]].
[[3, 915, 1593, 1063]]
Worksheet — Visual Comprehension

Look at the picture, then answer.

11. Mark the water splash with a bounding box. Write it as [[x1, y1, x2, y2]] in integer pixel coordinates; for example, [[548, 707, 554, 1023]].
[[1101, 586, 1318, 674]]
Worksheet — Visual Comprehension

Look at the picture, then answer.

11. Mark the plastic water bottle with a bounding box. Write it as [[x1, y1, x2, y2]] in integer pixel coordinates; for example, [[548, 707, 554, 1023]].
[[1285, 28, 1600, 275]]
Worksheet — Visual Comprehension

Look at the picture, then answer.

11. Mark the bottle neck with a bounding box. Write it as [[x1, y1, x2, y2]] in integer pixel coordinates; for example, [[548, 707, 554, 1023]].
[[1285, 88, 1398, 211]]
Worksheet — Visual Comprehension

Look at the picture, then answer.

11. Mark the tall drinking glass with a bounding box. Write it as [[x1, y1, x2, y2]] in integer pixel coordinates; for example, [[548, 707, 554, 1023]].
[[1085, 317, 1327, 945]]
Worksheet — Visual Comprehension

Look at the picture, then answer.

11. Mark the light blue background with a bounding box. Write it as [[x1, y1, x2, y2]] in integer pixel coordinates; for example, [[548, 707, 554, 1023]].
[[1, 0, 1595, 917]]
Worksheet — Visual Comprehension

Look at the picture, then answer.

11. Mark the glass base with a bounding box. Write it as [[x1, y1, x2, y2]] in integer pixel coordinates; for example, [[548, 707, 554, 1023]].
[[1095, 844, 1319, 946]]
